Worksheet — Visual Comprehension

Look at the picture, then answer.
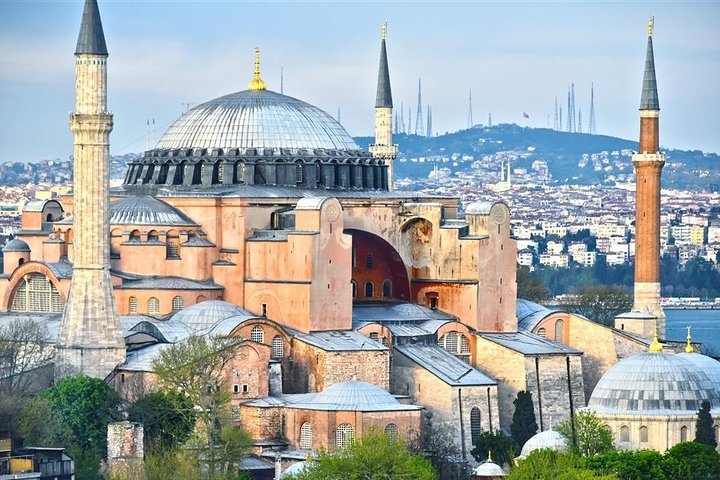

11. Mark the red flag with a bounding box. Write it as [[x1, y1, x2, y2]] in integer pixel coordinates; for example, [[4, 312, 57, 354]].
[[523, 112, 530, 119]]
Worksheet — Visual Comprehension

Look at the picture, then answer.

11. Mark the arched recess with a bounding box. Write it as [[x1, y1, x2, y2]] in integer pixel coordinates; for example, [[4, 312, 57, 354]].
[[344, 229, 410, 301], [3, 262, 67, 312]]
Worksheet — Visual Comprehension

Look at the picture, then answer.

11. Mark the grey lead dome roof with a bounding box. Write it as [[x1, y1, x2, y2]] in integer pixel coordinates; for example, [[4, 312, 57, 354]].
[[110, 196, 198, 226], [155, 90, 360, 152], [588, 352, 720, 414]]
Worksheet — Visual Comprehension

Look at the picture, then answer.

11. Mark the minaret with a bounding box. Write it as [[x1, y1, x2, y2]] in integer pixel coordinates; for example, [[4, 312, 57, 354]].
[[56, 0, 125, 378], [369, 22, 398, 190], [632, 17, 666, 336]]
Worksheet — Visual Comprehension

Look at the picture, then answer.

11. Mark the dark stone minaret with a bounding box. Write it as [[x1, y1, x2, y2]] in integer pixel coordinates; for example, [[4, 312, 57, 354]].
[[369, 22, 398, 190], [632, 18, 666, 337], [56, 0, 125, 378]]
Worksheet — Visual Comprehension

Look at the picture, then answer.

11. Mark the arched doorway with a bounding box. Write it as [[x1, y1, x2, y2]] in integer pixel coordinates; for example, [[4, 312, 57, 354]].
[[344, 229, 410, 301]]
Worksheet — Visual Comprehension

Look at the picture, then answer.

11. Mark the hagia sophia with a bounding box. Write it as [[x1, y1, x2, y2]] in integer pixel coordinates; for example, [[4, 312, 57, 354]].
[[1, 0, 718, 471]]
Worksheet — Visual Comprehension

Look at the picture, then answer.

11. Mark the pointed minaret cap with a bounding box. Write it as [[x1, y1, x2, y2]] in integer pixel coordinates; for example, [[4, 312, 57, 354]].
[[649, 320, 663, 352], [685, 326, 694, 353], [75, 0, 108, 56], [640, 17, 659, 110], [375, 21, 393, 108]]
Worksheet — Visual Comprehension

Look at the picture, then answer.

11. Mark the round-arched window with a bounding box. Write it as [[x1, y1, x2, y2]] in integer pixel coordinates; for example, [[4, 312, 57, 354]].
[[336, 423, 355, 449], [251, 325, 265, 344]]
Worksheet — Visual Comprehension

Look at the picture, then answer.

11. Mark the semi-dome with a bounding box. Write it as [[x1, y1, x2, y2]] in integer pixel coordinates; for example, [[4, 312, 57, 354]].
[[519, 430, 568, 458], [3, 238, 30, 252], [171, 300, 255, 331], [588, 351, 720, 414], [156, 90, 360, 152]]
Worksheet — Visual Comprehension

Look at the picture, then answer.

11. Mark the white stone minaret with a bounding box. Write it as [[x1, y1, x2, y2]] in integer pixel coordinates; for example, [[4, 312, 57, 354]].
[[369, 22, 398, 190], [56, 0, 125, 378]]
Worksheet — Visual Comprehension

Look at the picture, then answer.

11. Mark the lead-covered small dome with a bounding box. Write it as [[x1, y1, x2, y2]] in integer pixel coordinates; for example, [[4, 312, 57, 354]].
[[3, 238, 30, 252], [588, 352, 720, 413], [519, 430, 568, 458], [171, 300, 255, 331]]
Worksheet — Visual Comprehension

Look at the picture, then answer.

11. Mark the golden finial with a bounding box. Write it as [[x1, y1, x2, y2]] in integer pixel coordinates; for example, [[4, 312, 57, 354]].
[[381, 21, 387, 40], [648, 16, 654, 37], [248, 47, 266, 91], [685, 326, 694, 353], [487, 450, 493, 462], [649, 319, 662, 352]]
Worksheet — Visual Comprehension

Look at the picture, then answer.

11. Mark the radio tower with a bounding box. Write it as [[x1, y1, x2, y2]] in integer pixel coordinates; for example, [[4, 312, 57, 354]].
[[577, 109, 583, 134], [399, 102, 405, 134], [559, 105, 563, 132], [488, 112, 492, 127], [426, 105, 432, 138], [415, 78, 424, 136], [467, 89, 474, 128], [553, 96, 559, 130], [566, 88, 572, 132], [588, 82, 597, 134]]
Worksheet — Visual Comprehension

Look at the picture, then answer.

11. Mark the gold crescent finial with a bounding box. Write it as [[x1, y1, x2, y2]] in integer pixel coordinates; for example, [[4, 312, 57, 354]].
[[487, 450, 492, 462], [685, 326, 694, 353], [381, 21, 387, 40], [648, 16, 654, 37], [649, 319, 662, 352], [248, 47, 266, 91]]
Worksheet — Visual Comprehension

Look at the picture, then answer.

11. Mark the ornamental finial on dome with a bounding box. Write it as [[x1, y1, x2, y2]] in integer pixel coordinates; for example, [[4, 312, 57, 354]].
[[248, 47, 266, 91], [685, 325, 694, 353], [649, 320, 663, 352]]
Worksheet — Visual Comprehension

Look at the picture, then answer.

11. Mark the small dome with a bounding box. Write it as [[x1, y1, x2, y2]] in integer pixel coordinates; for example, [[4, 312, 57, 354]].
[[312, 381, 400, 410], [171, 300, 255, 331], [473, 461, 506, 476], [519, 430, 568, 458], [3, 238, 30, 253], [278, 461, 310, 479], [110, 196, 198, 226], [678, 352, 720, 395], [588, 352, 720, 413]]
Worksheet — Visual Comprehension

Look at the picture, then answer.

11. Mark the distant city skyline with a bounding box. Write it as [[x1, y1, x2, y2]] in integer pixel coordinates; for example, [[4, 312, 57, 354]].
[[0, 0, 718, 163]]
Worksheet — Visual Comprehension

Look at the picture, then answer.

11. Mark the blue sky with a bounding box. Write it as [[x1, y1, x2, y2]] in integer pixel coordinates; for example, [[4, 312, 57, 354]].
[[0, 1, 718, 163]]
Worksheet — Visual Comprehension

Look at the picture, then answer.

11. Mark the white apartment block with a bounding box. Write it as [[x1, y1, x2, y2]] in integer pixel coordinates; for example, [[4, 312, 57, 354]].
[[539, 253, 569, 268], [606, 251, 628, 266], [571, 251, 597, 267], [589, 224, 627, 238], [517, 249, 534, 267], [546, 241, 565, 255], [709, 225, 720, 244]]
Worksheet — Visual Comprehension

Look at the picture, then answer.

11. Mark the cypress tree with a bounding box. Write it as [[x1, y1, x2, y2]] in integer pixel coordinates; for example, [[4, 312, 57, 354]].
[[510, 390, 538, 448], [695, 400, 717, 447]]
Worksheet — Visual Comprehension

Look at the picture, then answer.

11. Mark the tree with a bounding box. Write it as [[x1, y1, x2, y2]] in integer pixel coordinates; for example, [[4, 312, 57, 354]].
[[516, 266, 551, 303], [152, 335, 252, 478], [471, 430, 516, 467], [695, 401, 717, 448], [556, 411, 613, 457], [407, 421, 468, 479], [507, 449, 615, 480], [285, 428, 436, 480], [126, 390, 196, 449], [564, 284, 632, 326], [510, 391, 538, 449], [583, 450, 666, 480], [17, 397, 73, 447], [662, 442, 720, 480]]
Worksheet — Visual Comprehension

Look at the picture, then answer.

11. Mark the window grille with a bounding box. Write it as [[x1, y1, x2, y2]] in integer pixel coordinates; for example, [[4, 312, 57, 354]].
[[460, 335, 471, 354], [336, 424, 355, 449], [251, 326, 264, 344], [537, 328, 546, 338], [172, 296, 183, 312], [470, 407, 482, 443], [148, 297, 160, 315], [620, 425, 629, 443], [384, 423, 398, 440], [166, 241, 179, 258], [295, 163, 303, 183], [639, 426, 648, 443], [271, 335, 283, 358], [364, 281, 374, 298], [680, 426, 688, 442], [554, 320, 564, 342], [382, 280, 392, 297], [10, 273, 63, 313], [366, 252, 373, 268], [300, 422, 313, 449], [128, 296, 138, 314]]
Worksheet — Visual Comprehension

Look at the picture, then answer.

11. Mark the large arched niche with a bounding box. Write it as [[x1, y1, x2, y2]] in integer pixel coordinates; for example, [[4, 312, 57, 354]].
[[344, 229, 410, 301], [399, 217, 434, 270]]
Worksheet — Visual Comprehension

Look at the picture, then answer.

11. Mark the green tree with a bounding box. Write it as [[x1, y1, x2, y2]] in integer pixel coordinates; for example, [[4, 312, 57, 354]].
[[471, 430, 516, 467], [564, 285, 632, 326], [18, 397, 73, 447], [407, 421, 468, 479], [557, 411, 614, 457], [695, 401, 717, 448], [662, 442, 720, 480], [510, 391, 538, 449], [516, 266, 550, 303], [126, 390, 196, 449], [285, 428, 436, 480], [507, 449, 615, 480], [583, 449, 666, 480], [152, 335, 252, 478]]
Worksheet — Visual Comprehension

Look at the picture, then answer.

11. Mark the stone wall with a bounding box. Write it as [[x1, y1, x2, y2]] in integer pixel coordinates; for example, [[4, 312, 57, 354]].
[[107, 421, 144, 480]]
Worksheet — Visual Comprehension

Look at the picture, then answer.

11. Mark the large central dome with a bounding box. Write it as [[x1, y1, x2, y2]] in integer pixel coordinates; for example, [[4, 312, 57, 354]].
[[155, 90, 360, 152]]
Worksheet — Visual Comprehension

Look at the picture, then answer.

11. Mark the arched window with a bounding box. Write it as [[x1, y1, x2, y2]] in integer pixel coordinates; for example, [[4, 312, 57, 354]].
[[147, 230, 159, 242], [366, 252, 374, 268], [364, 281, 374, 298], [18, 258, 24, 266], [382, 280, 392, 298], [129, 230, 141, 242], [470, 406, 482, 444], [196, 295, 206, 303], [351, 280, 357, 298], [251, 326, 264, 344], [128, 296, 138, 314], [369, 332, 379, 341], [172, 296, 183, 312], [148, 297, 160, 315], [639, 426, 648, 443], [271, 335, 283, 359], [295, 161, 304, 184], [680, 426, 688, 442], [384, 423, 398, 440], [537, 328, 546, 338], [554, 319, 564, 342], [254, 161, 267, 185], [235, 162, 245, 183], [166, 230, 180, 258], [10, 273, 62, 313], [300, 422, 313, 449], [438, 332, 458, 354], [620, 425, 629, 443], [336, 424, 355, 449]]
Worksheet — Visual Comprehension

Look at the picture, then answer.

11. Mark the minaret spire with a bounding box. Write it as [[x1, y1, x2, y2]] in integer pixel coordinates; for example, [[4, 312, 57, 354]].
[[57, 0, 125, 378], [370, 21, 398, 190]]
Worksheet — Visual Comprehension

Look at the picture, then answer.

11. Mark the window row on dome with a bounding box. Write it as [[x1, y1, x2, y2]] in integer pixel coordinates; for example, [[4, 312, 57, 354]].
[[124, 158, 389, 191], [144, 147, 369, 159], [351, 280, 393, 299], [127, 294, 215, 316]]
